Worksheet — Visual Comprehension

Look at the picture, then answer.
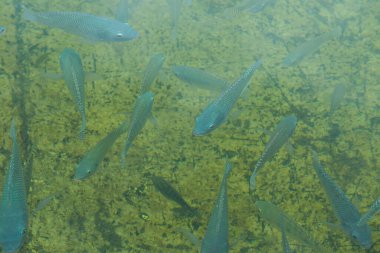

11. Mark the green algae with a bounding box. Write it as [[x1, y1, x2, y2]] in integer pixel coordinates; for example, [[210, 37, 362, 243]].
[[0, 0, 379, 252]]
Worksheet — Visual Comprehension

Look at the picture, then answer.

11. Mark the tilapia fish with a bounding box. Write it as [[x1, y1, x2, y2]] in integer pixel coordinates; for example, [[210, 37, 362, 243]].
[[24, 7, 138, 42]]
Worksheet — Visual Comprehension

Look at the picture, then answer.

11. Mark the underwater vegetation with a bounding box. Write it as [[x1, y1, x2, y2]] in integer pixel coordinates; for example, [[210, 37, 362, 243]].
[[0, 0, 380, 252]]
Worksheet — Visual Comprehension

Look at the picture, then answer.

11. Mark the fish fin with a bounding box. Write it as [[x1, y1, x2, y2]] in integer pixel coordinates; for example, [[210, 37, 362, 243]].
[[85, 72, 103, 81], [322, 221, 344, 233], [149, 113, 158, 128], [175, 227, 201, 248], [10, 118, 17, 140]]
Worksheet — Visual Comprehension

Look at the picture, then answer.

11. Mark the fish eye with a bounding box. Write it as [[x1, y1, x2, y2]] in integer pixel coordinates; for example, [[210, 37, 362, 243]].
[[116, 33, 124, 38], [22, 228, 27, 235]]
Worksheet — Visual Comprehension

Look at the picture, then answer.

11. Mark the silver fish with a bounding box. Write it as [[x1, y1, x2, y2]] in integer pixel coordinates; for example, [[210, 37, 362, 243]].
[[311, 150, 372, 248], [201, 161, 232, 253], [249, 115, 297, 191], [283, 30, 336, 66], [60, 48, 86, 139], [140, 53, 165, 94], [172, 65, 229, 92], [121, 92, 154, 168], [0, 26, 5, 35], [0, 120, 28, 253], [74, 120, 128, 180], [167, 0, 183, 39], [255, 200, 329, 252], [23, 7, 138, 42], [193, 60, 261, 136]]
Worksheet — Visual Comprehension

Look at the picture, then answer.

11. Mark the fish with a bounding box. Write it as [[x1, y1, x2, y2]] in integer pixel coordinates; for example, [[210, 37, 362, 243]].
[[0, 120, 28, 253], [281, 223, 292, 253], [115, 0, 130, 23], [357, 196, 380, 226], [167, 0, 183, 39], [193, 60, 261, 136], [140, 53, 165, 94], [172, 65, 229, 92], [23, 7, 138, 42], [283, 29, 337, 66], [74, 120, 128, 180], [249, 115, 297, 191], [0, 26, 5, 35], [32, 193, 59, 214], [151, 175, 197, 215], [121, 91, 154, 168], [60, 48, 87, 139], [201, 161, 232, 253], [311, 149, 372, 248], [255, 200, 328, 252], [330, 83, 345, 115], [223, 0, 276, 18], [249, 0, 276, 14]]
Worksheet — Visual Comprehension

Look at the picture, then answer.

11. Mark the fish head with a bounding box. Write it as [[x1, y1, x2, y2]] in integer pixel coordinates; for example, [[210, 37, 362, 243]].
[[193, 105, 225, 136], [349, 223, 373, 249], [0, 216, 27, 253], [74, 160, 99, 181], [103, 23, 138, 42], [171, 66, 182, 77]]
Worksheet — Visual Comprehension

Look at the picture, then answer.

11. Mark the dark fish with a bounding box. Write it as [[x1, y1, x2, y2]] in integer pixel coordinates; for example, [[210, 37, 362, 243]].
[[152, 175, 196, 214]]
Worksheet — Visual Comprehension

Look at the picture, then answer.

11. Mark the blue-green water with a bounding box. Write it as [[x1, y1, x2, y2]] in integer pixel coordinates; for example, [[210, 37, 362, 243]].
[[0, 0, 379, 252]]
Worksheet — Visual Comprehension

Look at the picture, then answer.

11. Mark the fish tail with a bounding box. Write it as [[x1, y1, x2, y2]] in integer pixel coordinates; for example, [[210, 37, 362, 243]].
[[120, 141, 131, 169], [79, 114, 86, 140], [10, 119, 17, 141], [224, 161, 233, 177], [23, 6, 37, 22], [249, 171, 257, 191]]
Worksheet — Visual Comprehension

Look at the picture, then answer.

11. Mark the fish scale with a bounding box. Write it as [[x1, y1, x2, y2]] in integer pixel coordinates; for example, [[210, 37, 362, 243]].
[[0, 120, 28, 253]]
